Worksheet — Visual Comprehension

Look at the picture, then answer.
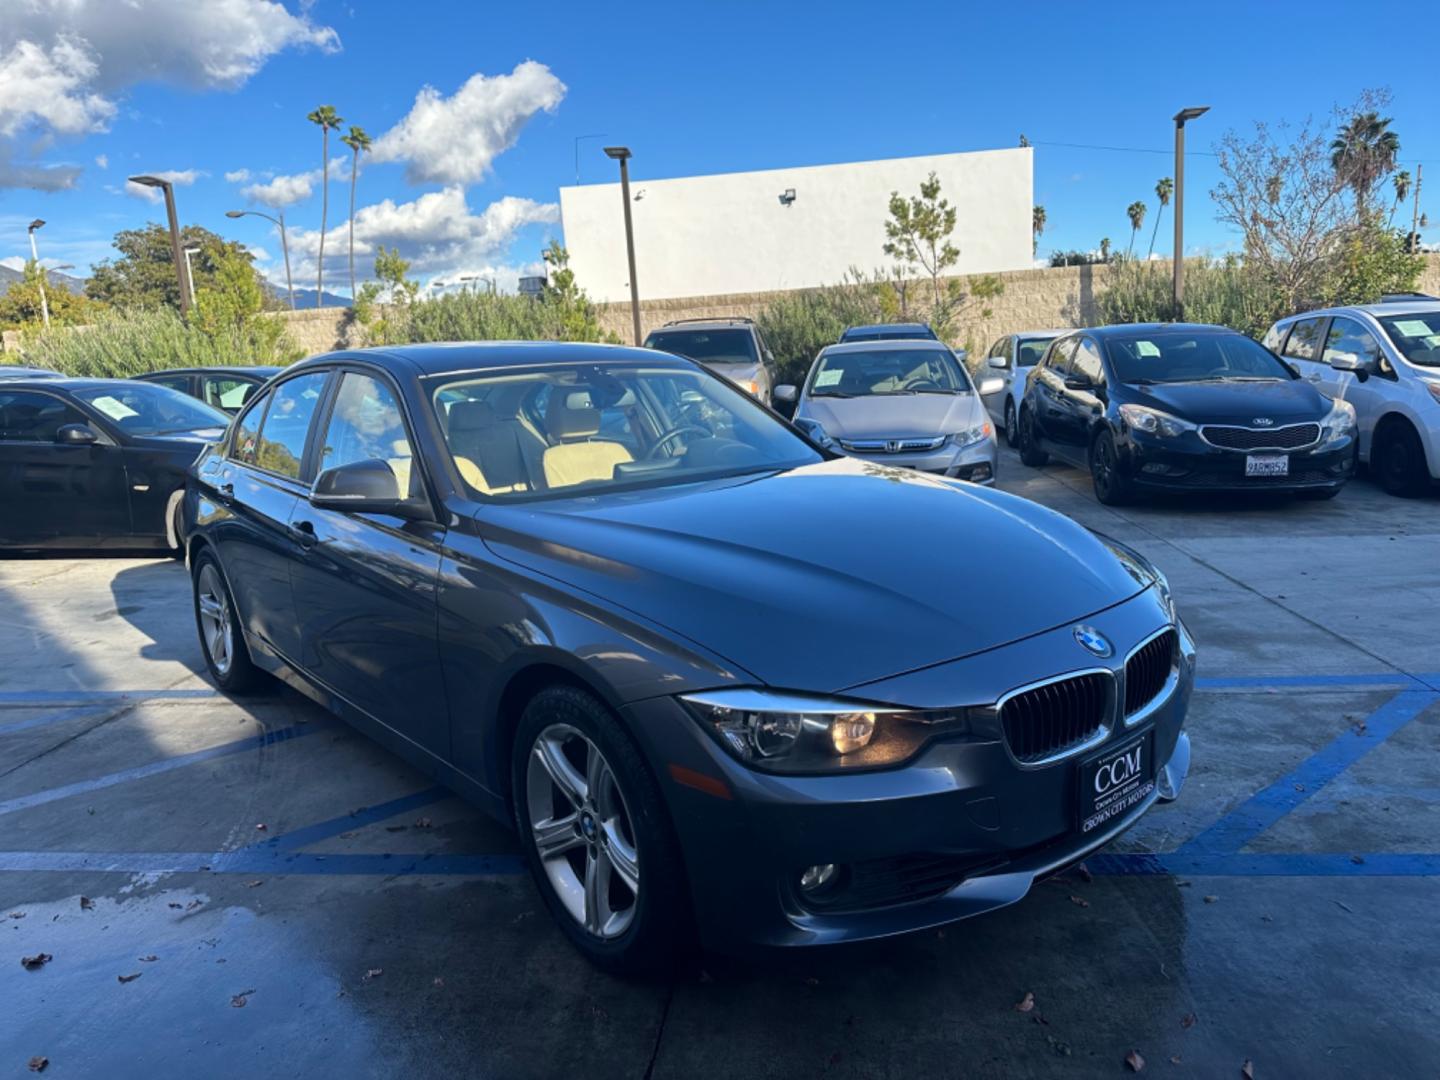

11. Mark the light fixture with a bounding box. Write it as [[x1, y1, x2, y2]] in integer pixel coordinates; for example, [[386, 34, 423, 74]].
[[779, 188, 797, 206]]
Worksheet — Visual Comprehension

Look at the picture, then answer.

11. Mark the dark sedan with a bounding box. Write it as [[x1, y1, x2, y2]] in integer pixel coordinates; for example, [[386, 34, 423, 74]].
[[0, 365, 62, 380], [133, 365, 283, 414], [1016, 324, 1357, 504], [0, 378, 228, 551], [186, 342, 1194, 973]]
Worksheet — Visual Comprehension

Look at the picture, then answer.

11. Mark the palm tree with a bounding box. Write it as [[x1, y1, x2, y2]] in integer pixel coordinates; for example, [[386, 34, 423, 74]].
[[1330, 112, 1400, 207], [1032, 205, 1046, 254], [307, 104, 344, 307], [1147, 177, 1173, 259], [340, 125, 372, 302], [1100, 237, 1111, 262], [1125, 201, 1146, 259]]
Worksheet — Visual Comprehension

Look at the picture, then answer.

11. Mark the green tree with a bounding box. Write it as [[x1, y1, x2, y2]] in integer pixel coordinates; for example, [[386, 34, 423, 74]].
[[307, 104, 344, 307], [191, 243, 267, 335], [1147, 177, 1173, 259], [1100, 237, 1112, 261], [1125, 201, 1147, 258], [884, 172, 960, 311], [1032, 205, 1046, 255], [0, 261, 103, 330], [86, 224, 256, 311], [1330, 111, 1399, 207], [340, 125, 372, 301]]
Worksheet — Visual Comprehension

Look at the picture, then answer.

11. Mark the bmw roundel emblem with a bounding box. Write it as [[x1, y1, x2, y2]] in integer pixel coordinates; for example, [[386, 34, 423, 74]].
[[1072, 624, 1114, 658]]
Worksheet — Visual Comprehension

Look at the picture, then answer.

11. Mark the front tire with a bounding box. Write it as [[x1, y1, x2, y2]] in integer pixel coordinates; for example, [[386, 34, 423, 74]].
[[1017, 407, 1049, 467], [512, 686, 691, 976], [1004, 399, 1019, 448], [1372, 418, 1431, 497], [1090, 431, 1135, 506], [192, 550, 262, 693]]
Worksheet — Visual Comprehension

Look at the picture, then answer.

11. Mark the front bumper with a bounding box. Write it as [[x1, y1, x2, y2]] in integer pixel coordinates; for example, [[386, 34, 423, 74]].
[[1119, 429, 1356, 492], [624, 588, 1194, 950], [837, 437, 999, 484]]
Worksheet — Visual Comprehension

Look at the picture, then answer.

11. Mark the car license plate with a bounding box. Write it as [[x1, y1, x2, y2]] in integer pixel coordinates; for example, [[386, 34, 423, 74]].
[[1245, 454, 1289, 477], [1078, 733, 1154, 835]]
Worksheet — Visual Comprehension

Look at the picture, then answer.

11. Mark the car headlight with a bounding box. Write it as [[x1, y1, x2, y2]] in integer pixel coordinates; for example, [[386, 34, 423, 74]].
[[793, 417, 834, 448], [949, 421, 993, 448], [679, 688, 971, 773], [1421, 380, 1440, 406], [1119, 404, 1196, 438], [1321, 397, 1356, 443]]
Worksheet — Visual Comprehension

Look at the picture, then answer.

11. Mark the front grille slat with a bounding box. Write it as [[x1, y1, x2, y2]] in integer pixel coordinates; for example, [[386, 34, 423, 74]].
[[1000, 672, 1109, 764], [1125, 630, 1177, 717], [1200, 422, 1320, 451]]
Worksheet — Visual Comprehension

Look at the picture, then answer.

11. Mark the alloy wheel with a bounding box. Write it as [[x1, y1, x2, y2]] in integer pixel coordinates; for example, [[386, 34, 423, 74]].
[[526, 723, 640, 940], [196, 563, 233, 676]]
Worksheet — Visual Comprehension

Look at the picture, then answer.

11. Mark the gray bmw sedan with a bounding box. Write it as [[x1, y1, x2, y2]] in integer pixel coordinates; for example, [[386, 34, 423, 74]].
[[184, 342, 1194, 974]]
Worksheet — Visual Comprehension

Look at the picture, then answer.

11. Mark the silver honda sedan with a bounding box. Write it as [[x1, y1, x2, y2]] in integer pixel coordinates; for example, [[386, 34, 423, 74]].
[[776, 339, 1002, 483]]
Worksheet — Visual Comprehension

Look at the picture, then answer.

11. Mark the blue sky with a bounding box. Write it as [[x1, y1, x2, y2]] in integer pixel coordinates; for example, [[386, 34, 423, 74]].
[[3, 0, 1438, 296]]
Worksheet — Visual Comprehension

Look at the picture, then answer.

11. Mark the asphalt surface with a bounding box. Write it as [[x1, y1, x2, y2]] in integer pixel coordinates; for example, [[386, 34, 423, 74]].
[[2, 447, 1438, 1078]]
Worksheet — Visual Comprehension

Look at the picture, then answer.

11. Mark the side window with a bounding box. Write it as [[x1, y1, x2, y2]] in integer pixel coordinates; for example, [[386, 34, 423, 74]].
[[0, 391, 85, 442], [319, 372, 421, 498], [1262, 322, 1289, 353], [231, 390, 271, 464], [203, 375, 259, 412], [1003, 337, 1017, 365], [1282, 317, 1326, 361], [147, 374, 193, 394], [1072, 338, 1104, 384], [1047, 337, 1079, 375], [254, 373, 328, 479], [1322, 316, 1382, 368]]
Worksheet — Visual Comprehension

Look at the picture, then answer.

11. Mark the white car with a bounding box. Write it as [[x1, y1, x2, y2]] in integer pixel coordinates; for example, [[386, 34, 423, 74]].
[[979, 330, 1067, 446], [1264, 299, 1440, 496]]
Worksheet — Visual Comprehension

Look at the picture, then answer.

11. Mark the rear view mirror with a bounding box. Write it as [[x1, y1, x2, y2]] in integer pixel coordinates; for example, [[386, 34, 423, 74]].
[[773, 385, 798, 404], [55, 423, 98, 445], [986, 355, 1009, 370], [311, 459, 430, 520], [978, 377, 1005, 396]]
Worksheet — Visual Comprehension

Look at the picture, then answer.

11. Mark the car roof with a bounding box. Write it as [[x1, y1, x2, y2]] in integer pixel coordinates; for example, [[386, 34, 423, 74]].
[[292, 341, 687, 378], [1015, 329, 1068, 339], [649, 319, 755, 332], [841, 322, 935, 337], [819, 338, 955, 355], [137, 365, 284, 377], [1283, 300, 1440, 321], [0, 376, 162, 392], [0, 366, 63, 378], [1086, 322, 1239, 339]]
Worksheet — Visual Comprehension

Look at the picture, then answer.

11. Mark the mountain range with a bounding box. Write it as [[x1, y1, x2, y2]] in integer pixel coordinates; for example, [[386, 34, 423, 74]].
[[0, 265, 88, 297]]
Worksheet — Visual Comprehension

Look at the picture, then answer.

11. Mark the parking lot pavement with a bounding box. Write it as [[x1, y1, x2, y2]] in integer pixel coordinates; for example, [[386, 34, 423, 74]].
[[3, 459, 1438, 1078]]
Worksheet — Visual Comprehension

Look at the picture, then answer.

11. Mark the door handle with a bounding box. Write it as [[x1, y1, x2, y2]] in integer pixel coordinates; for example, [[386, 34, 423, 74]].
[[217, 482, 234, 498], [289, 519, 318, 549]]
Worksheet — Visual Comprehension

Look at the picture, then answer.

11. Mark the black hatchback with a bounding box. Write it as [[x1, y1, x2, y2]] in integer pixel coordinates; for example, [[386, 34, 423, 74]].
[[1015, 324, 1357, 504]]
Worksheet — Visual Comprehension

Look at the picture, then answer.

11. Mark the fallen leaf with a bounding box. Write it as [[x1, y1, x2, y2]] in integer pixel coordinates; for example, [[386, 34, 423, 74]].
[[28, 1057, 48, 1072], [244, 880, 264, 888], [185, 900, 202, 911], [230, 989, 254, 1008], [1350, 855, 1364, 865], [254, 823, 267, 831], [1181, 1012, 1198, 1029], [167, 903, 182, 910], [1170, 1055, 1182, 1065], [1241, 1059, 1255, 1079], [21, 953, 52, 970], [1076, 862, 1094, 883], [1293, 783, 1305, 792], [139, 955, 158, 963], [1203, 895, 1219, 904], [1125, 1049, 1146, 1072], [1014, 991, 1036, 1013], [117, 972, 141, 984], [1069, 894, 1090, 908], [79, 897, 94, 911], [432, 976, 445, 988], [414, 817, 433, 828], [364, 968, 383, 980], [7, 912, 24, 920]]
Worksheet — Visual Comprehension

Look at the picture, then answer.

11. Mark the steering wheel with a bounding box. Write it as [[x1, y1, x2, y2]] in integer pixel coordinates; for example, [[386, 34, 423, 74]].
[[646, 425, 710, 459], [902, 377, 943, 391]]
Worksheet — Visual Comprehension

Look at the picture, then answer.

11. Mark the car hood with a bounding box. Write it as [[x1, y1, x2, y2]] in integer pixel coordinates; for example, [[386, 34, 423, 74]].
[[703, 360, 763, 382], [480, 459, 1149, 691], [1129, 379, 1328, 424], [799, 392, 984, 439]]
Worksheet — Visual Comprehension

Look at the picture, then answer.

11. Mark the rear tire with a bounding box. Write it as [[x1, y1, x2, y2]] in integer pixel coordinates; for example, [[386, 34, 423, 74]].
[[1017, 407, 1049, 467], [1372, 418, 1431, 497], [1090, 431, 1135, 506], [192, 549, 262, 694], [1004, 399, 1019, 448], [512, 685, 692, 977]]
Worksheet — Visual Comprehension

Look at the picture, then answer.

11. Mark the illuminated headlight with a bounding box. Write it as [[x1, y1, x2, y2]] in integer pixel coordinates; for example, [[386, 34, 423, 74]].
[[680, 689, 970, 772], [949, 421, 993, 448], [1320, 398, 1356, 445], [1119, 403, 1196, 438], [793, 417, 834, 448]]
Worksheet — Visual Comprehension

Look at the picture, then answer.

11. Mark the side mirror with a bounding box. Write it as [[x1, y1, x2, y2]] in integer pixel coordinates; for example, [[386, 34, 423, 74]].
[[773, 385, 798, 404], [1327, 351, 1373, 376], [310, 459, 430, 520], [986, 355, 1009, 370], [978, 377, 1005, 396], [1064, 374, 1094, 392], [56, 423, 98, 445]]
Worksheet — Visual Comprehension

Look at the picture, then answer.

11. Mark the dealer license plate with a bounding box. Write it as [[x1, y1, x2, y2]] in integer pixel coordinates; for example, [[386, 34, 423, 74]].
[[1245, 454, 1289, 477], [1078, 733, 1154, 835]]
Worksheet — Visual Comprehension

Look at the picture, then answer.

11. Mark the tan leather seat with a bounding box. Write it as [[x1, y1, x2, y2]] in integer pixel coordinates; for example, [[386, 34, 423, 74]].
[[541, 389, 633, 488], [446, 400, 533, 496]]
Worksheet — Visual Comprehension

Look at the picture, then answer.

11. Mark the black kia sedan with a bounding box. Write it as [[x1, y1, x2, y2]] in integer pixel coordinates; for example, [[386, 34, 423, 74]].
[[133, 365, 284, 414], [1, 378, 228, 551], [185, 342, 1195, 973], [1016, 324, 1357, 504]]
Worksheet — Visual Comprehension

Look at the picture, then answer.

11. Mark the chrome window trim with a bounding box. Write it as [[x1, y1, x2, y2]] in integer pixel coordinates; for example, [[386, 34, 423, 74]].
[[838, 435, 948, 454], [994, 667, 1115, 770], [1122, 624, 1180, 728], [1198, 421, 1321, 453]]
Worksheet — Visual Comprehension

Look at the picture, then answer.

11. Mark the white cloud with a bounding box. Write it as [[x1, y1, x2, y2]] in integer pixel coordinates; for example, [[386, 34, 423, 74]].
[[0, 0, 338, 142], [124, 168, 203, 203], [0, 149, 81, 191], [224, 168, 251, 183], [94, 152, 107, 168], [371, 60, 565, 186], [246, 245, 271, 263], [282, 187, 559, 289], [0, 255, 25, 271], [241, 169, 316, 208]]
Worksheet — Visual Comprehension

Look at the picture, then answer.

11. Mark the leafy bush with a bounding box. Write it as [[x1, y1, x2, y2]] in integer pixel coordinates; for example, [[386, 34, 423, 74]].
[[18, 306, 301, 377], [754, 273, 883, 385]]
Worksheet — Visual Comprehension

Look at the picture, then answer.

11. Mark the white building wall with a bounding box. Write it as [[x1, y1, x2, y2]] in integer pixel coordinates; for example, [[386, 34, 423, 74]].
[[559, 148, 1033, 303]]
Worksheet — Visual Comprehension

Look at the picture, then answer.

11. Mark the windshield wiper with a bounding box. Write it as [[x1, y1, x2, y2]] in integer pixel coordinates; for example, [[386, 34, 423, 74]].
[[811, 391, 855, 398]]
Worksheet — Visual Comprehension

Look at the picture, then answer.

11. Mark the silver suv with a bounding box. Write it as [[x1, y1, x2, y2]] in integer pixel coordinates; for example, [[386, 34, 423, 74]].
[[643, 318, 777, 406], [1265, 299, 1440, 496]]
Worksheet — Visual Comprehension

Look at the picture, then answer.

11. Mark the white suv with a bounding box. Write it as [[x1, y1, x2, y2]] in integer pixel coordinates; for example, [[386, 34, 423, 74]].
[[1265, 299, 1440, 496]]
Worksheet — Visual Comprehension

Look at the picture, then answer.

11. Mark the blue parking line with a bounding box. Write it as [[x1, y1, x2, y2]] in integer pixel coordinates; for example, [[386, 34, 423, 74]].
[[1090, 851, 1440, 877], [0, 689, 228, 707], [1178, 690, 1439, 855], [1195, 673, 1439, 692], [0, 721, 325, 818], [250, 787, 451, 853], [0, 704, 113, 736], [0, 849, 524, 876]]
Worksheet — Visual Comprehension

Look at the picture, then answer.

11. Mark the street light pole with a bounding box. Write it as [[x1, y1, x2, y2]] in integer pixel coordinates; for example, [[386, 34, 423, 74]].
[[183, 247, 200, 307], [226, 209, 295, 310], [1171, 106, 1209, 320], [26, 219, 50, 330], [604, 146, 642, 345], [130, 175, 191, 314]]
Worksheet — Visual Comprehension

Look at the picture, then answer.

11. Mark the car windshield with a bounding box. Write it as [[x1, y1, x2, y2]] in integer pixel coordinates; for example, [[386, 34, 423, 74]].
[[645, 328, 758, 366], [73, 382, 229, 435], [429, 361, 820, 501], [1017, 338, 1055, 366], [1376, 311, 1440, 367], [809, 348, 971, 397], [1106, 332, 1295, 384]]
